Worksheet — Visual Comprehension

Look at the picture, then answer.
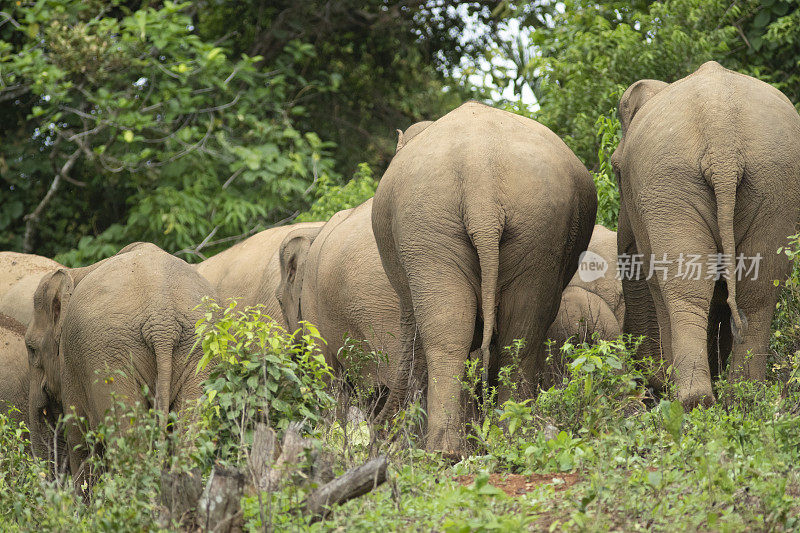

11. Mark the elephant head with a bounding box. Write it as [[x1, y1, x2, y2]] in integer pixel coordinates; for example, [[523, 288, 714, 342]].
[[611, 79, 669, 177], [396, 120, 433, 152], [276, 227, 321, 331], [25, 269, 72, 462]]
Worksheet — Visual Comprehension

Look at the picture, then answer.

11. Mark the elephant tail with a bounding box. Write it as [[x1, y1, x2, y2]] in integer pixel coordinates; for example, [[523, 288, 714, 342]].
[[144, 316, 177, 426], [704, 152, 747, 343], [468, 222, 503, 381], [154, 343, 173, 422], [153, 340, 174, 426]]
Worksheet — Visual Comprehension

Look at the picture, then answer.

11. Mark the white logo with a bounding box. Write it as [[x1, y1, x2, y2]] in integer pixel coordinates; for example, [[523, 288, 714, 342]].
[[578, 250, 608, 283]]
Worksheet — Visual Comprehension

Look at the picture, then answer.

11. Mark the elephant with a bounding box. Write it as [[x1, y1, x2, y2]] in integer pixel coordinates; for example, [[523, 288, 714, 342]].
[[372, 101, 597, 454], [0, 313, 29, 428], [276, 198, 401, 407], [611, 61, 800, 408], [26, 242, 217, 479], [0, 252, 62, 326], [546, 225, 624, 352], [196, 222, 324, 326]]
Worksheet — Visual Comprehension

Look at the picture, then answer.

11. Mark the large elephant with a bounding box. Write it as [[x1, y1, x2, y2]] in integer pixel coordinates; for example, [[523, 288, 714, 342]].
[[196, 222, 324, 326], [546, 225, 624, 350], [26, 243, 217, 478], [0, 313, 28, 427], [372, 101, 597, 453], [611, 61, 800, 408], [277, 198, 400, 402], [0, 252, 62, 326]]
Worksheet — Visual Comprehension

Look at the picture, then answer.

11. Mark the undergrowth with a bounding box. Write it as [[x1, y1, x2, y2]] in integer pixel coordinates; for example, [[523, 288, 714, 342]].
[[3, 296, 800, 531]]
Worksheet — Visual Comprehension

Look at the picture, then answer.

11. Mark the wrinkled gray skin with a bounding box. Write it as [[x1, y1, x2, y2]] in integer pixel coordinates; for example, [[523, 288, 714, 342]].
[[196, 222, 324, 325], [26, 243, 216, 480], [546, 226, 624, 353], [373, 102, 597, 454], [611, 61, 800, 409], [277, 199, 401, 400], [0, 314, 29, 428], [0, 252, 62, 326]]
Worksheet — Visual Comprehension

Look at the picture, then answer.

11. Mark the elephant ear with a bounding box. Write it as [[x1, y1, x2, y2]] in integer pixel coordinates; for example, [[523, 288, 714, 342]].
[[618, 79, 668, 137], [29, 269, 73, 370], [276, 227, 322, 325], [396, 120, 433, 152], [41, 269, 73, 342]]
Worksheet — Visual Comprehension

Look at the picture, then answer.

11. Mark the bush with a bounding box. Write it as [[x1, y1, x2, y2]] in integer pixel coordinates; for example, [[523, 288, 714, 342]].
[[592, 108, 621, 230], [296, 162, 378, 222], [194, 299, 335, 464], [537, 336, 651, 434]]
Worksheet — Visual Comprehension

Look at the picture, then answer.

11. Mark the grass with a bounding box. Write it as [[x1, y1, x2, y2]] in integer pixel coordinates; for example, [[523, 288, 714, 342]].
[[3, 300, 800, 531]]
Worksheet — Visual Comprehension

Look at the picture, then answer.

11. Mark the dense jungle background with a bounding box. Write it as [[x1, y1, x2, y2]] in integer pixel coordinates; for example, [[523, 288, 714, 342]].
[[4, 0, 800, 531]]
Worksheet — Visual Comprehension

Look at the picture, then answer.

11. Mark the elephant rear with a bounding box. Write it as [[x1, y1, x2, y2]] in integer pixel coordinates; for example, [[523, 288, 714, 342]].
[[614, 61, 800, 408], [61, 245, 217, 426], [372, 102, 596, 453]]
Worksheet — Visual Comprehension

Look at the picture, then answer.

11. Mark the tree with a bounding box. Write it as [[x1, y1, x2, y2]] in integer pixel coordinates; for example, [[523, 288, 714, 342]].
[[1, 1, 337, 263], [192, 0, 503, 173]]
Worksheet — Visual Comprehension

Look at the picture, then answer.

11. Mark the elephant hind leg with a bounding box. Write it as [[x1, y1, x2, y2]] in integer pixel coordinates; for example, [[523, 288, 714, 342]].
[[410, 270, 478, 456]]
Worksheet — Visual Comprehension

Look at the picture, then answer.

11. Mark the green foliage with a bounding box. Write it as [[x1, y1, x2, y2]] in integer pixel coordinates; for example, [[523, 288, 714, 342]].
[[491, 0, 800, 168], [194, 299, 334, 463], [1, 401, 198, 531], [593, 108, 621, 230], [1, 1, 338, 261], [296, 163, 378, 223], [0, 413, 44, 523], [194, 1, 499, 174], [538, 337, 650, 434], [772, 232, 800, 365]]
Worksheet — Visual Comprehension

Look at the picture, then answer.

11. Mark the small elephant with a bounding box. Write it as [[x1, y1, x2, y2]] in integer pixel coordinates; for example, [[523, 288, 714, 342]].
[[611, 61, 800, 408], [196, 222, 324, 326], [0, 252, 62, 326], [277, 198, 401, 400], [372, 102, 597, 454], [547, 225, 624, 350], [26, 243, 217, 478], [0, 313, 29, 428]]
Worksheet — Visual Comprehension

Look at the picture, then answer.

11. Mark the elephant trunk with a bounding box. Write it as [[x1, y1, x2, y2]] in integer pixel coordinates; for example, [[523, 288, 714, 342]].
[[705, 153, 747, 343]]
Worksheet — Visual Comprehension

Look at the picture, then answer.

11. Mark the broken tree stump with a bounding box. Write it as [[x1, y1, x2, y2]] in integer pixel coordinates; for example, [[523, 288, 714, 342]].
[[199, 466, 246, 533], [160, 468, 203, 526], [266, 422, 313, 490], [304, 456, 388, 523], [248, 422, 277, 491]]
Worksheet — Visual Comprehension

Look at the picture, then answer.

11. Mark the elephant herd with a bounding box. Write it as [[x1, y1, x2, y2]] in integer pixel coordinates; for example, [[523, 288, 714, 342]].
[[1, 61, 799, 470]]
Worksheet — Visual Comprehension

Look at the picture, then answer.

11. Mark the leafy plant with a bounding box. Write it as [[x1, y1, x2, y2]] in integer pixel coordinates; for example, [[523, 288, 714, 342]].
[[296, 162, 378, 223], [537, 336, 650, 433], [593, 107, 622, 230], [194, 299, 335, 464]]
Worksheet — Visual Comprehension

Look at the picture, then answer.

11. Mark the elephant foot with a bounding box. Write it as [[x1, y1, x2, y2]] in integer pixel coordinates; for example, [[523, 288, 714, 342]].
[[678, 389, 715, 410], [440, 450, 465, 464]]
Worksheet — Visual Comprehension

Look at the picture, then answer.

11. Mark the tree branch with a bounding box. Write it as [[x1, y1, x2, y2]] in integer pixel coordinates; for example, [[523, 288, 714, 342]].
[[23, 148, 83, 252]]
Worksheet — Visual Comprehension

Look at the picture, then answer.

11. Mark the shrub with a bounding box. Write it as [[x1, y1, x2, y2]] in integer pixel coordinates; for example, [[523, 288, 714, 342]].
[[194, 299, 335, 464], [537, 336, 650, 434], [592, 106, 621, 230], [296, 162, 378, 222]]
